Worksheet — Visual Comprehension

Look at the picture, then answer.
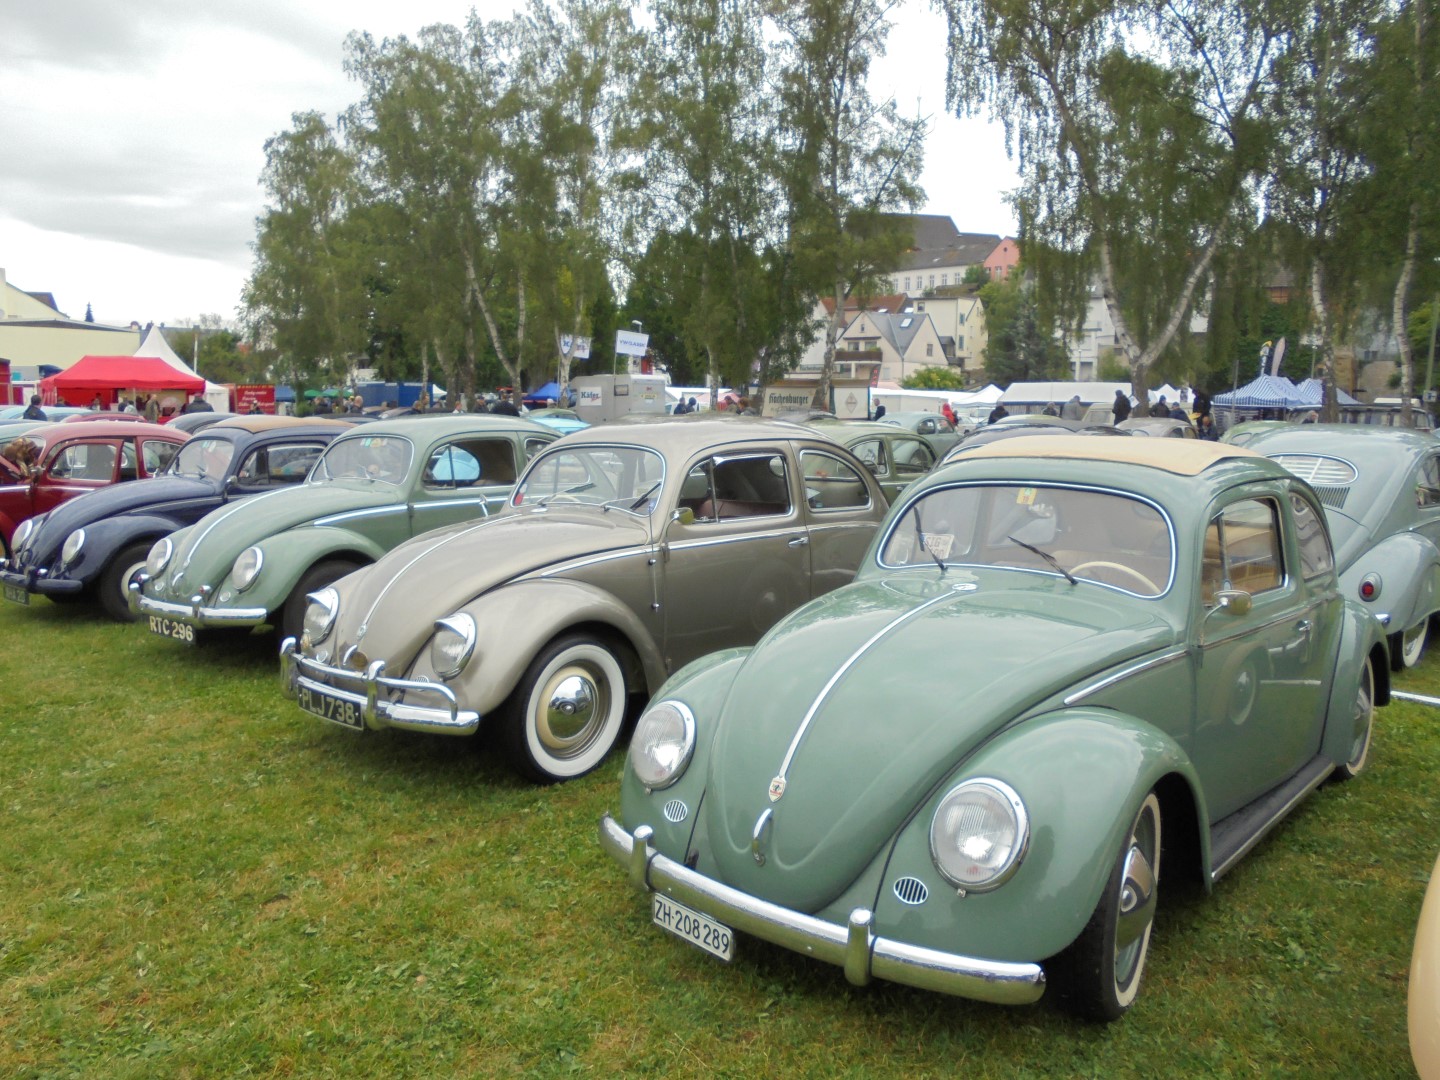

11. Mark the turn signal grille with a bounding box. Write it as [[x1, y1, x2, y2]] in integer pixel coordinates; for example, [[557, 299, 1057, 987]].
[[662, 799, 689, 824], [893, 876, 929, 906]]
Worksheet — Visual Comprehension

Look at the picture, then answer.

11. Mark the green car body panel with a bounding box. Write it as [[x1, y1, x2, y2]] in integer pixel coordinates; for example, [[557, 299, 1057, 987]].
[[132, 416, 557, 634], [605, 436, 1390, 1009]]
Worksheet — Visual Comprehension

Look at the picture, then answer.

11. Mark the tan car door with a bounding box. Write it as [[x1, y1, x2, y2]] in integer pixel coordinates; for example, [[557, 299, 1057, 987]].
[[799, 446, 883, 598]]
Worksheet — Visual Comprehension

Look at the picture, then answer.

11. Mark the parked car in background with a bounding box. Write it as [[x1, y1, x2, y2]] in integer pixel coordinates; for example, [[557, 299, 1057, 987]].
[[1237, 425, 1440, 669], [603, 437, 1387, 1020], [0, 416, 352, 619], [282, 417, 890, 782], [168, 410, 239, 434], [0, 419, 187, 560], [130, 415, 558, 644], [1118, 417, 1197, 439], [526, 407, 589, 436], [877, 411, 968, 453], [809, 419, 938, 503], [942, 417, 1132, 463], [0, 405, 96, 421], [1412, 851, 1440, 1079]]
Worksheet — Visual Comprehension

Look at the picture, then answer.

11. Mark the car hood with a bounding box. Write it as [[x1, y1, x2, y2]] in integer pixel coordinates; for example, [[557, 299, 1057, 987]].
[[154, 482, 393, 596], [701, 572, 1176, 912], [325, 508, 652, 661], [30, 475, 219, 554]]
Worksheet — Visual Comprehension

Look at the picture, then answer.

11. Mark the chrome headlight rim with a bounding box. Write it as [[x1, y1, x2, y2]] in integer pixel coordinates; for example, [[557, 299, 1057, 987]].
[[61, 528, 86, 568], [429, 613, 477, 678], [231, 546, 264, 592], [929, 777, 1029, 894], [302, 587, 340, 647], [145, 536, 173, 577], [629, 699, 697, 792], [12, 518, 35, 552]]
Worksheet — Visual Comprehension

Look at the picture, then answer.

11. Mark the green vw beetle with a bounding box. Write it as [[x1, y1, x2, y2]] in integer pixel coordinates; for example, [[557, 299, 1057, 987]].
[[601, 437, 1389, 1020], [130, 415, 557, 643]]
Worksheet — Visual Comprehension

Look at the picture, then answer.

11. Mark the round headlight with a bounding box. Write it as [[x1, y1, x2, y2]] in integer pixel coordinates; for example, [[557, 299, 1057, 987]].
[[145, 537, 173, 577], [12, 518, 35, 552], [629, 700, 696, 790], [231, 546, 264, 591], [429, 614, 477, 678], [61, 528, 86, 567], [302, 587, 339, 646], [930, 778, 1029, 893]]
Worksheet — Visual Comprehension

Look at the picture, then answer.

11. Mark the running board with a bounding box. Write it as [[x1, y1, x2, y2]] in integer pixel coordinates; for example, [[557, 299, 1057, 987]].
[[1209, 756, 1335, 882]]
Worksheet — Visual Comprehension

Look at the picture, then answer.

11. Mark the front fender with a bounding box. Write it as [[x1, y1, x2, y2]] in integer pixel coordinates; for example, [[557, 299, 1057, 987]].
[[72, 514, 187, 581], [860, 708, 1207, 965], [1341, 531, 1440, 632], [217, 526, 383, 614], [1321, 599, 1391, 766], [432, 578, 669, 719]]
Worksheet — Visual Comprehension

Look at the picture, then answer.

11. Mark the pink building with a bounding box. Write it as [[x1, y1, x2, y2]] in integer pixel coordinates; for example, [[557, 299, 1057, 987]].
[[985, 237, 1020, 281]]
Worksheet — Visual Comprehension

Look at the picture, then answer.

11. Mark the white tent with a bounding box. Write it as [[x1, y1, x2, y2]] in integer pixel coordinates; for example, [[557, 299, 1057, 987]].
[[135, 326, 230, 411]]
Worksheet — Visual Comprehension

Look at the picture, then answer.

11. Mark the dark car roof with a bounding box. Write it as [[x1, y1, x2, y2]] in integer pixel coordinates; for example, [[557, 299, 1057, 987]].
[[208, 415, 355, 436]]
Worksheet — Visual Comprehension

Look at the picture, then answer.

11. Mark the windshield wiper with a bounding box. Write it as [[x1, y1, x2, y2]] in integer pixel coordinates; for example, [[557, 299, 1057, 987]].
[[533, 481, 595, 506], [615, 480, 661, 513], [1007, 535, 1077, 585], [912, 502, 947, 576]]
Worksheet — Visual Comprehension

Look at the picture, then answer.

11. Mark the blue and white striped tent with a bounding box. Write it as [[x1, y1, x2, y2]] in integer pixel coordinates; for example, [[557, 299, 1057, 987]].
[[1294, 378, 1360, 406], [1212, 375, 1306, 409]]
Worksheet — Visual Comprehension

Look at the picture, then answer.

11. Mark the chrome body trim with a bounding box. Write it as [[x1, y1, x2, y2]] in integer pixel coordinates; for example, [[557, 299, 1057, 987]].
[[599, 813, 1045, 1005], [1063, 649, 1188, 706], [128, 574, 269, 625], [312, 504, 409, 527], [279, 637, 480, 735], [666, 527, 805, 553]]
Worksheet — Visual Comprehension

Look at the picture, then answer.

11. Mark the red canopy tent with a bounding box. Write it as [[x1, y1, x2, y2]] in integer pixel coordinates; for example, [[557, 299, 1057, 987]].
[[41, 355, 205, 406]]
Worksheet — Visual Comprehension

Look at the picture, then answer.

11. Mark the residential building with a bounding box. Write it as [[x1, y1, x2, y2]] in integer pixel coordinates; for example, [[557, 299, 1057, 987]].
[[985, 238, 1020, 280], [0, 266, 139, 372], [883, 215, 1002, 296]]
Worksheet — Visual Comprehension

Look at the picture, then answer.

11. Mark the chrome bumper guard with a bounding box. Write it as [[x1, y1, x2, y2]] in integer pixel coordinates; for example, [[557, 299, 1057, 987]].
[[279, 636, 481, 735], [127, 573, 268, 626], [598, 813, 1046, 1005]]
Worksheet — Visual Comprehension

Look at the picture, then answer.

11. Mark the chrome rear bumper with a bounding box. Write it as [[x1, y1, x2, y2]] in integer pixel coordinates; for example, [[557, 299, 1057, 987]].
[[598, 813, 1046, 1005], [279, 637, 481, 735]]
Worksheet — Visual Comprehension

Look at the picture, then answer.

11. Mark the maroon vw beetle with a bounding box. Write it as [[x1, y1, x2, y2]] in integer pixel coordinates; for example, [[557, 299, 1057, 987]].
[[0, 419, 188, 558]]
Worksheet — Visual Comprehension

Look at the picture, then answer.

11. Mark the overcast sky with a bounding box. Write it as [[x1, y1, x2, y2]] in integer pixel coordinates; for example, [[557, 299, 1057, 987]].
[[0, 0, 1020, 329]]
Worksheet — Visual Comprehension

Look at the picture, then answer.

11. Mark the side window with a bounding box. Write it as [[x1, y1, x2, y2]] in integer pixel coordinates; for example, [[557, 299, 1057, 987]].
[[917, 418, 937, 434], [235, 449, 267, 485], [685, 454, 792, 522], [268, 443, 323, 484], [142, 439, 179, 475], [49, 442, 118, 482], [1419, 456, 1440, 508], [851, 439, 887, 474], [524, 437, 551, 462], [892, 438, 936, 476], [1202, 498, 1284, 605], [1289, 493, 1335, 579], [800, 450, 871, 511], [119, 441, 138, 481], [425, 439, 517, 490]]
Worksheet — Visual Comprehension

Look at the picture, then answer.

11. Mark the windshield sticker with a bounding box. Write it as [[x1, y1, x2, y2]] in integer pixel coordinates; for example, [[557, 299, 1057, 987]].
[[1016, 487, 1037, 506]]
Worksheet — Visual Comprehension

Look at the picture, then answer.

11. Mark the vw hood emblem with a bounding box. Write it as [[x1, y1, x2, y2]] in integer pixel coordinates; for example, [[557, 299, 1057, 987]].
[[767, 775, 786, 802]]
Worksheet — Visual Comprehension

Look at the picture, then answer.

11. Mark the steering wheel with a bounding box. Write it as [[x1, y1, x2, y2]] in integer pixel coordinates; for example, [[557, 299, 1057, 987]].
[[1069, 559, 1160, 594]]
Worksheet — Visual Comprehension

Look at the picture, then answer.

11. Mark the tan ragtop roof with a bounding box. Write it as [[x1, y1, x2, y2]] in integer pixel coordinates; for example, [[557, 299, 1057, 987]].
[[958, 435, 1264, 476]]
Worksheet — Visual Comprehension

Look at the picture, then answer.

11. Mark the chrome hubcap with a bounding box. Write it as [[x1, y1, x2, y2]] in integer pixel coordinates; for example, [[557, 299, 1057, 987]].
[[537, 665, 604, 752], [1403, 622, 1427, 666]]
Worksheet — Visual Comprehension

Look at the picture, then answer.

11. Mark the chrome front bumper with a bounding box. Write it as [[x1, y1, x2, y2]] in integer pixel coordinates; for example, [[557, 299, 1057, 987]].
[[279, 636, 481, 735], [128, 574, 268, 627], [0, 562, 84, 596], [598, 813, 1046, 1006]]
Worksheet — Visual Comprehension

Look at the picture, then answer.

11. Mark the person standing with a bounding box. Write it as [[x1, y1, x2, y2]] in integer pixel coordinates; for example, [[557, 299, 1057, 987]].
[[182, 393, 214, 414], [987, 402, 1009, 424], [21, 394, 46, 421], [1112, 389, 1132, 423], [144, 394, 160, 424], [1061, 395, 1084, 420], [491, 391, 520, 417]]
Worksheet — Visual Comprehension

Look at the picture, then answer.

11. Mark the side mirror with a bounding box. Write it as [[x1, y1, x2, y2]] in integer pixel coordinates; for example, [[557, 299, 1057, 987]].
[[671, 507, 695, 527], [1216, 589, 1252, 616], [222, 474, 238, 498]]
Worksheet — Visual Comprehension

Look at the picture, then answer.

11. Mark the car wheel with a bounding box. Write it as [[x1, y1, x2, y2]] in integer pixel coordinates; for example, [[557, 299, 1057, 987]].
[[279, 560, 361, 642], [1390, 619, 1430, 671], [1052, 792, 1162, 1022], [1333, 656, 1375, 781], [98, 541, 151, 622], [501, 633, 629, 784]]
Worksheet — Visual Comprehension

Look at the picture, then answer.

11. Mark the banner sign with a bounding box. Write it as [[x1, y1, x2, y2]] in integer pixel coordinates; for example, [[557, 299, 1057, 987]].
[[615, 330, 649, 357], [560, 335, 592, 359], [576, 385, 604, 408]]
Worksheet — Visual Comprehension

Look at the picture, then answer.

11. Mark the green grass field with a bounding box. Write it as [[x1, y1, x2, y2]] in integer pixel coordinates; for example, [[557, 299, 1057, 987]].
[[1, 597, 1434, 1077]]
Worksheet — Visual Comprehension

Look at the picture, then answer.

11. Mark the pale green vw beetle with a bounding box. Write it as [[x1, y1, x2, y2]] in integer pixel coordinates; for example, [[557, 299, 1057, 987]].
[[281, 417, 889, 783], [602, 437, 1389, 1020], [130, 415, 557, 644]]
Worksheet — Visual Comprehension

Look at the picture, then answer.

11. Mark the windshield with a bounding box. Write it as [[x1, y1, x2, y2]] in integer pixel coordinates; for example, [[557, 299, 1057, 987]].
[[168, 437, 236, 481], [880, 483, 1174, 598], [312, 435, 414, 486], [512, 446, 665, 514]]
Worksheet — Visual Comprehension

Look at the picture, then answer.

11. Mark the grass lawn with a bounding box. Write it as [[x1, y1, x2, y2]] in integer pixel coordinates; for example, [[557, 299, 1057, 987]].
[[0, 596, 1434, 1078]]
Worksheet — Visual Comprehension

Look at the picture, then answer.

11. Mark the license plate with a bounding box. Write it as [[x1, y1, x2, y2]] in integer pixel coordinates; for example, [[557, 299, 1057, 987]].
[[3, 583, 29, 605], [652, 894, 734, 961], [297, 684, 365, 730], [147, 614, 195, 644]]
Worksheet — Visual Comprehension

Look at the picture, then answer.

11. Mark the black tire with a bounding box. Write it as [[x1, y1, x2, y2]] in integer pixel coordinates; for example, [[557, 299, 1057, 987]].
[[98, 541, 152, 622], [1051, 792, 1162, 1022], [1389, 618, 1429, 671], [278, 559, 361, 643], [500, 632, 629, 784], [1332, 656, 1375, 781]]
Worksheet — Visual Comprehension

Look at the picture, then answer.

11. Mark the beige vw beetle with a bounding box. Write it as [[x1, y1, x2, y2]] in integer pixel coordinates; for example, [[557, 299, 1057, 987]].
[[282, 417, 889, 782]]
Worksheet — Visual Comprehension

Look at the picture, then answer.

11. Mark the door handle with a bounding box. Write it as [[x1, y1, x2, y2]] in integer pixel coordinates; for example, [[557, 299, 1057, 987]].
[[1294, 619, 1312, 636], [787, 536, 809, 548]]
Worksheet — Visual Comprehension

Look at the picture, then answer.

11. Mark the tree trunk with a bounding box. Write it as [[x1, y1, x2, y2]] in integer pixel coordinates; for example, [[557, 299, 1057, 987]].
[[1311, 263, 1339, 422], [463, 248, 522, 388], [1395, 204, 1420, 427]]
